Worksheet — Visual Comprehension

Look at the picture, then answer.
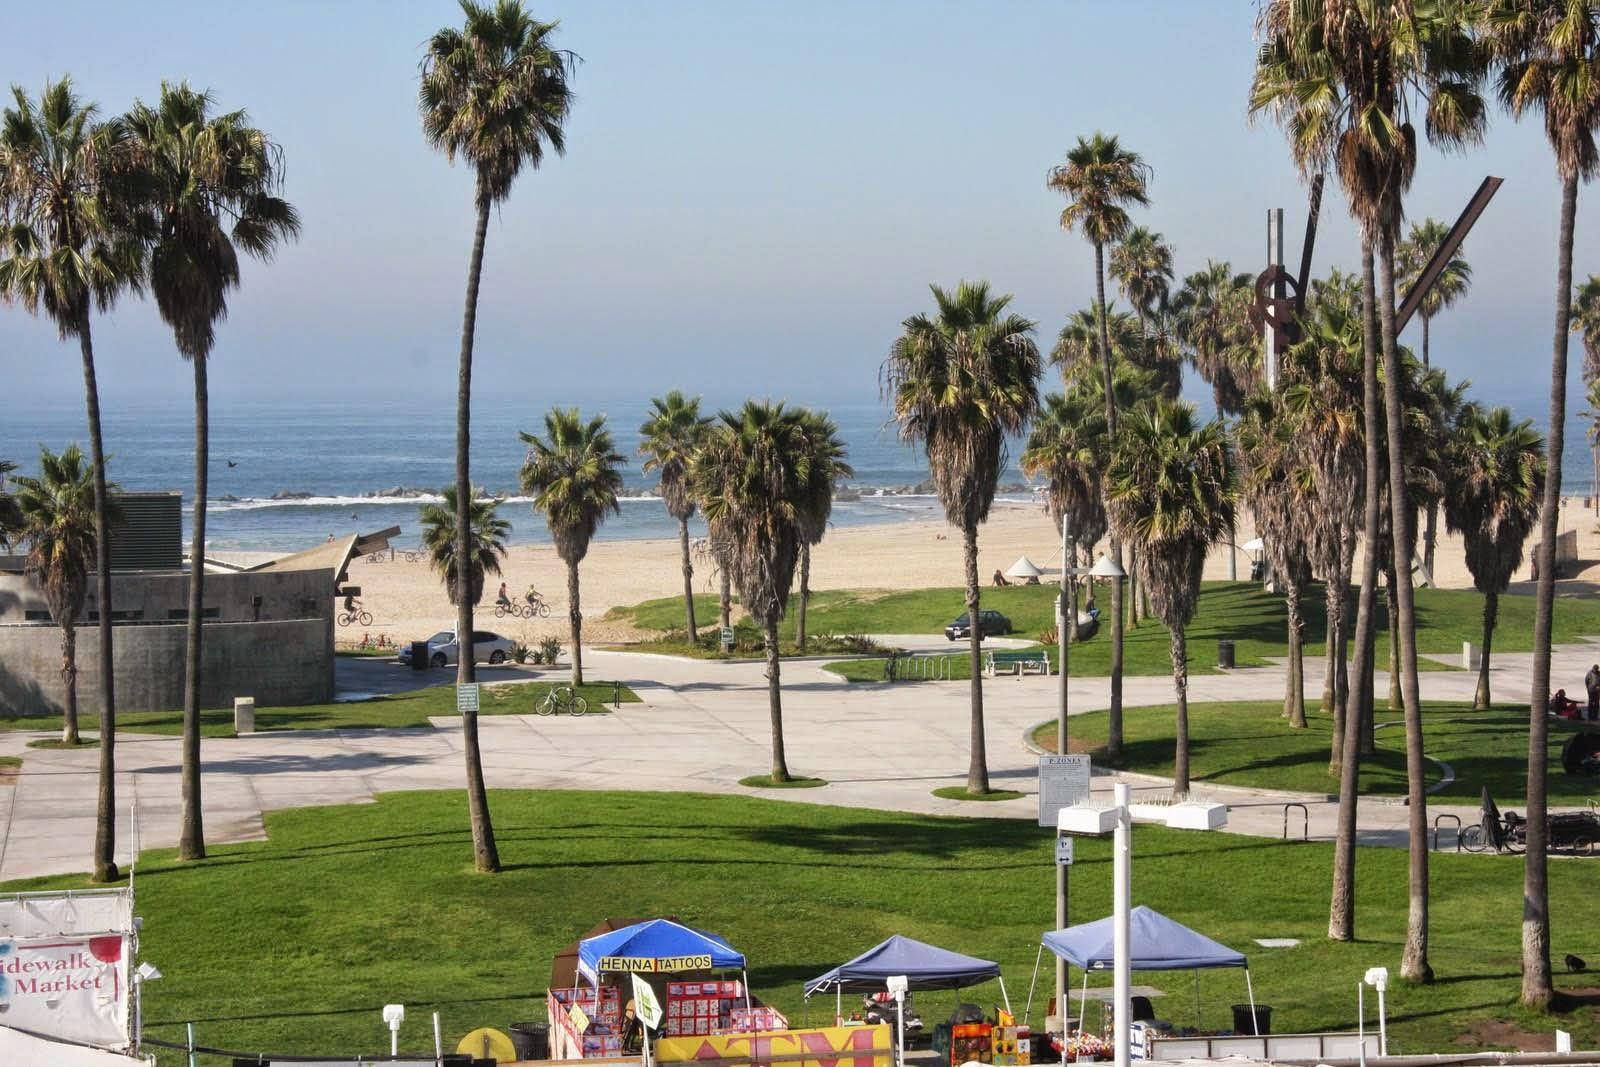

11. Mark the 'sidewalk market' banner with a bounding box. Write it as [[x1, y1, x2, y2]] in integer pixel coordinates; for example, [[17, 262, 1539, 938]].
[[656, 1023, 891, 1067], [0, 889, 134, 1049]]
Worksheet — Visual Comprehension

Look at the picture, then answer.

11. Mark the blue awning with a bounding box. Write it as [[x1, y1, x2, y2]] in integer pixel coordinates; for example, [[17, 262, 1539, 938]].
[[804, 935, 1002, 997], [1040, 907, 1247, 971], [576, 919, 747, 985]]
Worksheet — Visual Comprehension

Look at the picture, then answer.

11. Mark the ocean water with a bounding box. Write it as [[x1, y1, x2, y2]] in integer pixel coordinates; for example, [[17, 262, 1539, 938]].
[[0, 395, 1036, 554]]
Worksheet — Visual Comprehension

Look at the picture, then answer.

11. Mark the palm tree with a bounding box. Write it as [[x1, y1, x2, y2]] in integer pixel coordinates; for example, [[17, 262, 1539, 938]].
[[1398, 218, 1473, 579], [125, 82, 299, 864], [793, 410, 853, 650], [692, 401, 812, 782], [1110, 227, 1179, 396], [885, 281, 1041, 793], [1021, 389, 1109, 635], [639, 392, 711, 645], [421, 0, 575, 875], [1481, 0, 1600, 1006], [1048, 134, 1151, 760], [1443, 407, 1545, 709], [1583, 378, 1600, 509], [13, 446, 109, 745], [1252, 0, 1484, 974], [0, 460, 20, 548], [520, 409, 624, 686], [1572, 278, 1600, 502], [1174, 261, 1258, 417], [0, 78, 143, 883], [419, 486, 510, 610], [1106, 401, 1234, 797]]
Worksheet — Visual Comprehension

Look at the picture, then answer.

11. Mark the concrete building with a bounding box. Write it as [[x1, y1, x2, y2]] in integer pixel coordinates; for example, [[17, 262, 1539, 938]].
[[0, 493, 391, 720]]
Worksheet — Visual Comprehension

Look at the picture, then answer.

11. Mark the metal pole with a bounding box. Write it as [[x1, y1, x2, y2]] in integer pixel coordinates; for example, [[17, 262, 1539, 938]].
[[187, 1022, 196, 1067], [1265, 208, 1283, 391], [1056, 523, 1070, 1026], [1377, 984, 1388, 1057], [434, 1011, 444, 1065], [1113, 782, 1131, 1067], [1358, 984, 1367, 1067]]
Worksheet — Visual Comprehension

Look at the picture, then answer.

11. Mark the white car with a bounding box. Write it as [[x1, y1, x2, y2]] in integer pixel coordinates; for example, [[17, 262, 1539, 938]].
[[398, 629, 514, 668]]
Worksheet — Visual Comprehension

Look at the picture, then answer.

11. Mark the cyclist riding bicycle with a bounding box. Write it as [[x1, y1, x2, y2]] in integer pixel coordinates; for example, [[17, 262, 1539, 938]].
[[343, 593, 356, 615], [496, 582, 512, 611], [525, 585, 541, 606]]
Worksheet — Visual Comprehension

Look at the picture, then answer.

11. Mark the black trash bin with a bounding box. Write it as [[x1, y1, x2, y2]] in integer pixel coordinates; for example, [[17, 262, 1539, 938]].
[[410, 640, 430, 671], [1217, 639, 1236, 669], [1231, 1003, 1271, 1035], [509, 1021, 550, 1060]]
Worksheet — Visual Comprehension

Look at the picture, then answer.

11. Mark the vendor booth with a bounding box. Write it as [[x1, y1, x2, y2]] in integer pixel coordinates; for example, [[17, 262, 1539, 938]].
[[1028, 906, 1258, 1061], [805, 936, 1022, 1067], [551, 919, 786, 1059]]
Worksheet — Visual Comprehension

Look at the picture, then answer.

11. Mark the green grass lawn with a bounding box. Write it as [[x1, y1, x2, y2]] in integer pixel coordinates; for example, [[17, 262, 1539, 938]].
[[612, 583, 1600, 679], [5, 790, 1597, 1062], [0, 680, 640, 737], [1029, 701, 1600, 804]]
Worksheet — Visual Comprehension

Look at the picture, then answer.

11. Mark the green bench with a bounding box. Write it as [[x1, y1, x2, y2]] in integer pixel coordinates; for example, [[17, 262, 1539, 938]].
[[986, 649, 1051, 677]]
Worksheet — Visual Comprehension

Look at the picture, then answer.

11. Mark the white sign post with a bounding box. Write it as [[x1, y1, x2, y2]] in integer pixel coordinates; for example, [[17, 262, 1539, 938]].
[[1055, 837, 1075, 866], [886, 975, 909, 1067], [456, 683, 480, 714]]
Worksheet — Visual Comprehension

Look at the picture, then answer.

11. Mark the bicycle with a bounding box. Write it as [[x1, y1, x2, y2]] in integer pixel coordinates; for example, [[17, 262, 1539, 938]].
[[338, 600, 373, 627], [536, 685, 587, 716], [366, 550, 387, 563], [496, 590, 551, 619], [400, 549, 424, 563]]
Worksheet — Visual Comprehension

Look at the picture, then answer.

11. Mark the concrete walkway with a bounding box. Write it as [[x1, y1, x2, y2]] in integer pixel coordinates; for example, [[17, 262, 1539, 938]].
[[1, 635, 1595, 882]]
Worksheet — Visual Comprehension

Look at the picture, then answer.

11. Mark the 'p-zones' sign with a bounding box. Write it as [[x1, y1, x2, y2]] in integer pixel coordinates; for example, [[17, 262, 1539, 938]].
[[1038, 755, 1091, 828]]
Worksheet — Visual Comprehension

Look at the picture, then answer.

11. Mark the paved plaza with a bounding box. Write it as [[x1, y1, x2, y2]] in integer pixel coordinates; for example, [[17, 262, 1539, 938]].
[[2, 636, 1596, 882]]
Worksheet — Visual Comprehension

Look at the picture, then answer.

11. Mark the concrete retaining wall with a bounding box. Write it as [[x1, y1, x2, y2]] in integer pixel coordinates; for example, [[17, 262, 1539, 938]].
[[0, 617, 333, 720]]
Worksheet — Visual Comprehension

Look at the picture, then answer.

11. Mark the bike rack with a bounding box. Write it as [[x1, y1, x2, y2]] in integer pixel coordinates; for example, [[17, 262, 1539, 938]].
[[1282, 803, 1309, 841], [1432, 813, 1463, 852]]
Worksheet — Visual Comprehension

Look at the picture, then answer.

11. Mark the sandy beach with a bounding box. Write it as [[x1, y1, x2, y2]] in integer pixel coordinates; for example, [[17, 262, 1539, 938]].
[[235, 497, 1600, 650]]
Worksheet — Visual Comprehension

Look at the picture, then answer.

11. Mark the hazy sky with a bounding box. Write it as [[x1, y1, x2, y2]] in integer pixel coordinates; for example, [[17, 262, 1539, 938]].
[[0, 1, 1593, 415]]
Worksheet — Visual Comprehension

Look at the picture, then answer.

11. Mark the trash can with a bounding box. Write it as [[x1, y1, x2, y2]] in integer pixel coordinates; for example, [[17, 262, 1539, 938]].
[[410, 640, 430, 671], [1231, 1004, 1271, 1035], [1217, 639, 1236, 669], [509, 1021, 550, 1060]]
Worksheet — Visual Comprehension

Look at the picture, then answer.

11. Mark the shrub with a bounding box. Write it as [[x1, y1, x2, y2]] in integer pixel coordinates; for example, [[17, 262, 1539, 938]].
[[511, 641, 531, 664], [538, 636, 562, 664], [1038, 626, 1059, 647]]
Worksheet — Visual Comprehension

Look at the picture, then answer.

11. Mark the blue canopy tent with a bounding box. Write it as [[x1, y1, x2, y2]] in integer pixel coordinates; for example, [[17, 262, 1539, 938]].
[[1026, 906, 1258, 1036], [575, 919, 753, 1032], [802, 935, 1010, 1022]]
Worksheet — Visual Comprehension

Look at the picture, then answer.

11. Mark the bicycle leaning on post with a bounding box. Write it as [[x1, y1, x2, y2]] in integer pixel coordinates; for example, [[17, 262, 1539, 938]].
[[536, 685, 587, 716]]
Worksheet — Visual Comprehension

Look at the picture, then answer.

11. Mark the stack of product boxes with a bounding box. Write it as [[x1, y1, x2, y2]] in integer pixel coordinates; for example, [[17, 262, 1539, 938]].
[[991, 1024, 1031, 1066], [664, 980, 745, 1037], [949, 1022, 993, 1066], [552, 985, 624, 1057]]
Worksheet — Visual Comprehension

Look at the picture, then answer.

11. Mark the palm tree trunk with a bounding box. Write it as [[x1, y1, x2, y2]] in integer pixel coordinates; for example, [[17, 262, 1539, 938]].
[[455, 188, 499, 874], [1476, 589, 1496, 710], [567, 557, 583, 687], [1323, 617, 1336, 713], [60, 623, 79, 744], [1094, 241, 1125, 760], [1127, 545, 1139, 628], [1285, 580, 1306, 728], [764, 615, 789, 782], [179, 354, 208, 861], [1378, 226, 1432, 984], [1170, 625, 1190, 799], [719, 568, 732, 631], [1385, 566, 1401, 718], [78, 316, 117, 882], [1066, 537, 1079, 645], [963, 520, 989, 794], [1523, 173, 1577, 1009], [679, 517, 697, 643], [796, 542, 811, 650], [1330, 239, 1385, 938]]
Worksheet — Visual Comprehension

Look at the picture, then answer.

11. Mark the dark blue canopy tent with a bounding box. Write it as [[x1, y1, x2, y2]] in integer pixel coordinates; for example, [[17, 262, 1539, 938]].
[[1028, 906, 1258, 1035], [803, 935, 1010, 1019]]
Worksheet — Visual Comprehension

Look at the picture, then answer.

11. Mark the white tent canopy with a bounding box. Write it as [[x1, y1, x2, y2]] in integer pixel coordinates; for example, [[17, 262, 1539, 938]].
[[0, 1027, 152, 1067], [1006, 556, 1045, 578]]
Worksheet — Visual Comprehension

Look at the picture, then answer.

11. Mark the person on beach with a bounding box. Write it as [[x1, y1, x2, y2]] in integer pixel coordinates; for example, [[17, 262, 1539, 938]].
[[496, 581, 512, 611], [1587, 663, 1600, 721]]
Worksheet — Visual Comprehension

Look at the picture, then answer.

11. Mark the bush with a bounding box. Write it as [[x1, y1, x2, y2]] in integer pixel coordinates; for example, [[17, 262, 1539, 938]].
[[538, 636, 562, 664], [511, 641, 531, 664], [1038, 626, 1058, 647]]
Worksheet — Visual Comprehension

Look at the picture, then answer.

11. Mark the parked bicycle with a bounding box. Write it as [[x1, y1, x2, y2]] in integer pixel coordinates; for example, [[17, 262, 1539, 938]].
[[338, 599, 373, 627], [366, 550, 387, 563], [400, 549, 424, 563], [536, 685, 587, 716]]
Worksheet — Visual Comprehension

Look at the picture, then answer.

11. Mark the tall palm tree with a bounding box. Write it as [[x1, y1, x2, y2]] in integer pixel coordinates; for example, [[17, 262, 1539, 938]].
[[421, 0, 575, 875], [13, 446, 110, 745], [1252, 0, 1484, 973], [125, 82, 299, 864], [1106, 401, 1234, 797], [419, 486, 510, 611], [1572, 278, 1600, 502], [1048, 134, 1151, 760], [793, 410, 853, 650], [1110, 227, 1179, 396], [1443, 407, 1545, 709], [1398, 218, 1473, 579], [639, 392, 711, 645], [0, 78, 143, 883], [520, 409, 624, 686], [1174, 261, 1258, 417], [692, 401, 812, 782], [1583, 378, 1600, 509], [1021, 389, 1109, 635], [885, 281, 1041, 793], [1481, 0, 1600, 1005]]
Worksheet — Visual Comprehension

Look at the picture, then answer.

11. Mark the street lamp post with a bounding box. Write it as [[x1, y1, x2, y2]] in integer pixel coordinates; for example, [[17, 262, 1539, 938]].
[[1052, 547, 1124, 1032], [1058, 785, 1227, 1067]]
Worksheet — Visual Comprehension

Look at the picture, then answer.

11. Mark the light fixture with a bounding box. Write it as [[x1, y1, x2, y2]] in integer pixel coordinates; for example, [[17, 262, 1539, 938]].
[[135, 962, 161, 982], [383, 1003, 406, 1056], [1088, 555, 1125, 579]]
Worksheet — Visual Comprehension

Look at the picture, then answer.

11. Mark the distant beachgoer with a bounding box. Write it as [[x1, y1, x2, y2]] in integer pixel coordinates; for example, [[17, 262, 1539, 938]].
[[1587, 664, 1600, 720], [993, 569, 1010, 587], [327, 533, 335, 542]]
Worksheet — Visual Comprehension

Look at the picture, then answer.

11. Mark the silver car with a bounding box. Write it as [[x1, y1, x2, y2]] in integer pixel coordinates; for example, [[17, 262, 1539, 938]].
[[398, 629, 514, 668]]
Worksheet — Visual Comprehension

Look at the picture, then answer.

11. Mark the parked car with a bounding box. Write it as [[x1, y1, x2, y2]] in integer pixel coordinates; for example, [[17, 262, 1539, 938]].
[[397, 629, 514, 668], [944, 610, 1011, 641]]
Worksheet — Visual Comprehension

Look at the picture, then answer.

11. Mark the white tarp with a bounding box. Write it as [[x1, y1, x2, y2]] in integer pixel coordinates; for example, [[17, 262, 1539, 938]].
[[0, 891, 134, 1048], [0, 1025, 152, 1066]]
